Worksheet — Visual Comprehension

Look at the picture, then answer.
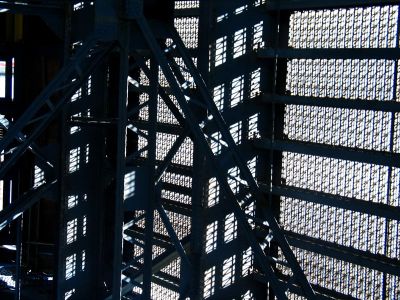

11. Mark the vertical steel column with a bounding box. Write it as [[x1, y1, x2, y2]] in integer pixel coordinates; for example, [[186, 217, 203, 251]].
[[111, 56, 129, 299], [188, 1, 212, 298], [141, 56, 158, 299], [111, 32, 129, 300], [55, 94, 66, 300], [55, 6, 70, 298], [5, 56, 12, 100], [255, 5, 289, 298], [382, 7, 400, 299], [269, 9, 290, 299], [14, 217, 22, 300]]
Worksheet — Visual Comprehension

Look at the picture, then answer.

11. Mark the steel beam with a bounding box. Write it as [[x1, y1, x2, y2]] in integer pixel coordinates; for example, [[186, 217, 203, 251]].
[[111, 45, 130, 299], [0, 181, 56, 231], [131, 120, 185, 136], [203, 99, 261, 134], [262, 94, 400, 112], [156, 204, 192, 268], [254, 139, 400, 167], [141, 55, 158, 299], [131, 52, 187, 126], [258, 48, 400, 60], [0, 120, 55, 175], [154, 129, 190, 184], [285, 230, 400, 277], [265, 0, 400, 11], [161, 198, 192, 217], [254, 273, 359, 300], [0, 1, 63, 16], [268, 185, 400, 221], [125, 228, 172, 249], [174, 8, 198, 17], [206, 275, 261, 300], [210, 53, 259, 87]]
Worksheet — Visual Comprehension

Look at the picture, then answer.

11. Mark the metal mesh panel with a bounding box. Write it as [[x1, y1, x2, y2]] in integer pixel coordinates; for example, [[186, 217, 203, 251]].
[[284, 106, 392, 151], [280, 4, 400, 299], [174, 18, 199, 49], [151, 283, 179, 300], [283, 153, 390, 204], [174, 1, 199, 10], [287, 59, 396, 100], [293, 248, 384, 299], [289, 6, 399, 49]]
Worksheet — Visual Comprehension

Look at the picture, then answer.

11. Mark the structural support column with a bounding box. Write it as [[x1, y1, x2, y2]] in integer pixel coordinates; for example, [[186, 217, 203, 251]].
[[111, 42, 129, 300], [142, 56, 158, 299]]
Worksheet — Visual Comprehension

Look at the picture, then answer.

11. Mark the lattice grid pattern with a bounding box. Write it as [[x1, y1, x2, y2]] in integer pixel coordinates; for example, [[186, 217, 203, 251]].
[[127, 1, 201, 297], [280, 4, 400, 299]]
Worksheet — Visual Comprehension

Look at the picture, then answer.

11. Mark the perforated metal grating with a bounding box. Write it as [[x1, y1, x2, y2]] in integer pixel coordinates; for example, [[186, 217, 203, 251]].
[[279, 4, 400, 299]]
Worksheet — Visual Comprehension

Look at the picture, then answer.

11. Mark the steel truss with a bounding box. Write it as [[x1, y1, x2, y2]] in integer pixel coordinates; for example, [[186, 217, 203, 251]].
[[0, 0, 399, 299]]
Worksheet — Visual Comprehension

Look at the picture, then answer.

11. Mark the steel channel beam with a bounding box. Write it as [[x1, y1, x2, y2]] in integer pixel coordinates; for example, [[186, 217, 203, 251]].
[[15, 217, 22, 300], [284, 230, 400, 277], [154, 271, 180, 287], [203, 98, 261, 134], [127, 159, 193, 178], [160, 182, 192, 196], [265, 0, 400, 11], [141, 56, 158, 299], [174, 8, 199, 17], [111, 45, 129, 299], [131, 51, 187, 126], [203, 238, 249, 270], [0, 1, 63, 16], [258, 48, 400, 60], [0, 181, 56, 231], [130, 119, 184, 136], [210, 53, 259, 87], [254, 139, 400, 167], [151, 276, 180, 293], [268, 185, 400, 221], [254, 273, 359, 300], [189, 1, 212, 295], [161, 198, 192, 217], [154, 130, 190, 183], [130, 120, 185, 135], [156, 204, 192, 268], [206, 275, 261, 300], [124, 228, 173, 249], [262, 94, 400, 112], [211, 6, 265, 39]]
